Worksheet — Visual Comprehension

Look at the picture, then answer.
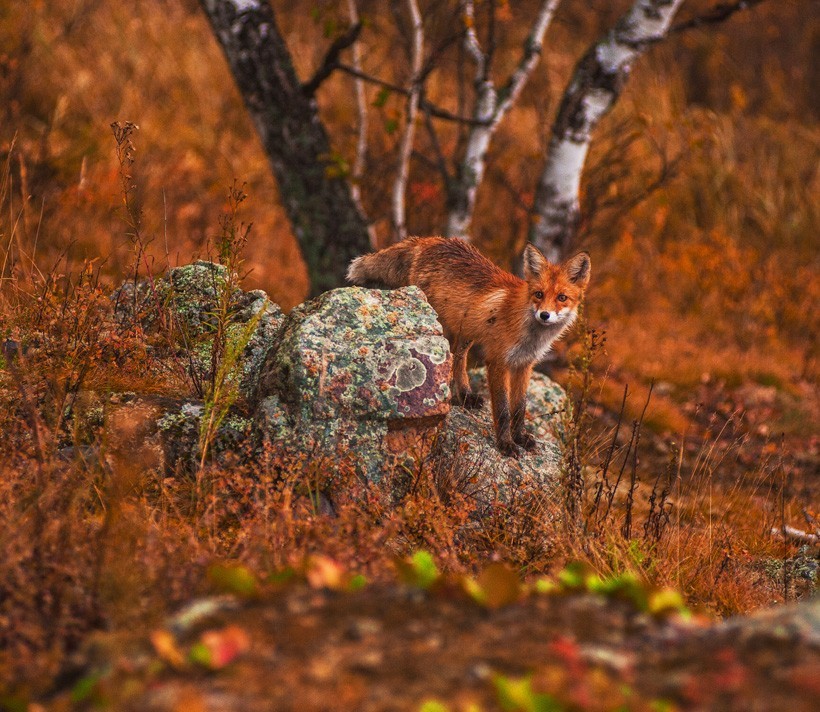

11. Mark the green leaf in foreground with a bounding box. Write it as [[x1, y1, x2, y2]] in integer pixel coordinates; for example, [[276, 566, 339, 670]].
[[419, 701, 450, 712], [208, 563, 259, 597], [188, 641, 213, 668], [465, 563, 521, 609], [648, 588, 690, 618], [493, 673, 565, 712], [70, 672, 105, 704], [396, 550, 440, 589], [267, 566, 296, 585], [556, 561, 588, 591]]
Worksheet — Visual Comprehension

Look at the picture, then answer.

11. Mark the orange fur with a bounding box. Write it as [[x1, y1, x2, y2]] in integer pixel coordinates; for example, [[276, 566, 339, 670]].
[[348, 237, 591, 456]]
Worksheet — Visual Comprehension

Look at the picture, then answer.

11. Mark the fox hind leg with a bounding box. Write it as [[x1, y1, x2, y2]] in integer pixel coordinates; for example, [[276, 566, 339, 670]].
[[449, 339, 484, 409]]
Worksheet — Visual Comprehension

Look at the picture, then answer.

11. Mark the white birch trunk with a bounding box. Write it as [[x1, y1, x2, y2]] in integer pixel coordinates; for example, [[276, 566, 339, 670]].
[[447, 0, 560, 239], [391, 0, 424, 242], [346, 0, 378, 248], [529, 0, 685, 262]]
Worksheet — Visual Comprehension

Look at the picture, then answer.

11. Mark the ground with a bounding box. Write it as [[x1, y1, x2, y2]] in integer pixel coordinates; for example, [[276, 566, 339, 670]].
[[47, 579, 820, 712]]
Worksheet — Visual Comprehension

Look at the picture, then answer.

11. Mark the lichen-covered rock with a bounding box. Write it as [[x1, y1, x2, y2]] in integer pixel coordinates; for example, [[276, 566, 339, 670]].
[[155, 400, 207, 473], [254, 287, 452, 491], [253, 286, 565, 502], [256, 286, 450, 419], [230, 290, 285, 401], [109, 270, 566, 504], [154, 400, 253, 473], [76, 393, 252, 475], [434, 369, 565, 511], [113, 261, 284, 402]]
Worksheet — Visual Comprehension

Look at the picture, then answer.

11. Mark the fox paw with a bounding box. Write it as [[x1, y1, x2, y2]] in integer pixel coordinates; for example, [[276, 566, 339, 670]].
[[497, 439, 520, 459], [459, 392, 485, 410], [514, 431, 537, 451]]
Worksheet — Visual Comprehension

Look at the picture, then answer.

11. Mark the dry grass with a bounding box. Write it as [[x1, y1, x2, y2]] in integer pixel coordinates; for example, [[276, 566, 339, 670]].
[[0, 0, 817, 699]]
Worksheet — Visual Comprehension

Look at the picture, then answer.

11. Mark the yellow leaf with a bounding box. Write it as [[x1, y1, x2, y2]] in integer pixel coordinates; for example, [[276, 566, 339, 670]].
[[150, 629, 186, 669], [306, 554, 345, 590]]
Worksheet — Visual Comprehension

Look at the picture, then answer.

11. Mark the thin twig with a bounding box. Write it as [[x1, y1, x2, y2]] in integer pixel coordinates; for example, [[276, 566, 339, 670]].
[[391, 0, 424, 242], [302, 22, 363, 96], [671, 0, 769, 34]]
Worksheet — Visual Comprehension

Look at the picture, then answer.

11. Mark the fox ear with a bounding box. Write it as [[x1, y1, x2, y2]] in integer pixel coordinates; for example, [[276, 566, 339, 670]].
[[523, 243, 548, 280], [565, 252, 591, 287]]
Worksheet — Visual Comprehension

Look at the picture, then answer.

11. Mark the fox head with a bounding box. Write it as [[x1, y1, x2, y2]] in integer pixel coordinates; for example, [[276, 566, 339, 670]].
[[522, 244, 591, 327]]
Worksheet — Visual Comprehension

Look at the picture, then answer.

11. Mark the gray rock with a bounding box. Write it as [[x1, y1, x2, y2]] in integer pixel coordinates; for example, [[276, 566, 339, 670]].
[[109, 270, 566, 505], [253, 286, 565, 504], [113, 261, 284, 402], [433, 368, 565, 511], [254, 286, 452, 493], [255, 286, 451, 419]]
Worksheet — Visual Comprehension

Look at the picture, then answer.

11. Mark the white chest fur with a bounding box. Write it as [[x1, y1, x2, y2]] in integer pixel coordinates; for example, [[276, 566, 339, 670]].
[[505, 311, 576, 368]]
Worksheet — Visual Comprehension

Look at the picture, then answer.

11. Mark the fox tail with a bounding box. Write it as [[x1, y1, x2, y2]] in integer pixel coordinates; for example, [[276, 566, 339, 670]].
[[346, 241, 415, 289]]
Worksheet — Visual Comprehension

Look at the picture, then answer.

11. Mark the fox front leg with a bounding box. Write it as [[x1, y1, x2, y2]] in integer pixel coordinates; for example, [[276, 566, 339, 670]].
[[487, 361, 517, 457], [510, 365, 537, 451]]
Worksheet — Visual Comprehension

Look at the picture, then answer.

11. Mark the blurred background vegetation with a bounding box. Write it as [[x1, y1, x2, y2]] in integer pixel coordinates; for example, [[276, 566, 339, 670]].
[[0, 2, 817, 694], [1, 0, 817, 394]]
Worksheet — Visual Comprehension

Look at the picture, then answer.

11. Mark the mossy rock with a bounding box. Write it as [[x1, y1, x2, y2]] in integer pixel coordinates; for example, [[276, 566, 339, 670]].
[[255, 286, 451, 421], [112, 261, 285, 402], [434, 369, 565, 512]]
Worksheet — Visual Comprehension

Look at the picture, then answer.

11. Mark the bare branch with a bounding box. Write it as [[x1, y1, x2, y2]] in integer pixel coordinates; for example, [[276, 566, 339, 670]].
[[484, 0, 498, 83], [345, 0, 377, 248], [302, 21, 363, 96], [461, 0, 486, 78], [496, 0, 560, 117], [336, 64, 405, 95], [671, 0, 769, 34], [335, 63, 489, 126], [771, 525, 819, 546], [446, 0, 560, 238], [422, 95, 451, 187]]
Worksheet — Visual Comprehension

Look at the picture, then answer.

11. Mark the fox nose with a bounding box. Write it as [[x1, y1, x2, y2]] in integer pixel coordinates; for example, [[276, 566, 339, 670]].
[[539, 311, 551, 322]]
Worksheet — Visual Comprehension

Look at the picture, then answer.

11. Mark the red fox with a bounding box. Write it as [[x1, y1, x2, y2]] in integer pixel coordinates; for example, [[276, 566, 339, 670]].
[[347, 237, 591, 457]]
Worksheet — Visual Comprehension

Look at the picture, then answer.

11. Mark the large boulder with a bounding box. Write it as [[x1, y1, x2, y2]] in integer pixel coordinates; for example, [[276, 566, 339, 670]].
[[108, 266, 566, 505], [254, 286, 452, 492], [253, 286, 565, 504]]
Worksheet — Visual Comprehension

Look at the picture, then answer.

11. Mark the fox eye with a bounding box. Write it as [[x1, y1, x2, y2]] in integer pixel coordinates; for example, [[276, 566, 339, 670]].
[[557, 294, 568, 302], [534, 290, 544, 300]]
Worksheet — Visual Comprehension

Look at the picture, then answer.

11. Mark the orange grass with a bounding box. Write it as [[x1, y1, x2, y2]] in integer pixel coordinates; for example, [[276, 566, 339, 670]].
[[0, 0, 817, 697]]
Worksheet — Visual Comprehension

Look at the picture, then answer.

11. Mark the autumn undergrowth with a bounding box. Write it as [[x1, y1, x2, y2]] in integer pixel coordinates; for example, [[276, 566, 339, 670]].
[[552, 316, 814, 616], [0, 142, 813, 690], [0, 182, 814, 705], [0, 280, 811, 697], [0, 0, 817, 698]]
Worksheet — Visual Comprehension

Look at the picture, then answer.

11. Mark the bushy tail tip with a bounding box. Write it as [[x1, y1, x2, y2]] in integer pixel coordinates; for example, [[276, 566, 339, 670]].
[[347, 244, 412, 288], [346, 255, 370, 285]]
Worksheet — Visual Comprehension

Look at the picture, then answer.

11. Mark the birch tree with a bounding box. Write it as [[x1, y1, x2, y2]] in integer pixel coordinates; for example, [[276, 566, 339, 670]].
[[199, 0, 370, 295], [529, 0, 685, 262], [446, 0, 560, 238], [198, 0, 769, 292], [391, 0, 424, 242]]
